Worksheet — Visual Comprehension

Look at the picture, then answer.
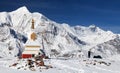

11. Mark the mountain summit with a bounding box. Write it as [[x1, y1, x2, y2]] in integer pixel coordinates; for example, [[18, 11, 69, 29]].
[[12, 6, 30, 13]]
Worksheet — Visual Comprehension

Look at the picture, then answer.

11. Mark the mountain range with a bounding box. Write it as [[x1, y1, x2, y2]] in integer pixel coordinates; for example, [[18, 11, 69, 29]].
[[0, 6, 120, 59]]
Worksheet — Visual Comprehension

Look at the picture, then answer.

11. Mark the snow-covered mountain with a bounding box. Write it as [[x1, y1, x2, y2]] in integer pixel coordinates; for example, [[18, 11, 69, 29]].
[[90, 35, 120, 58], [0, 6, 119, 59]]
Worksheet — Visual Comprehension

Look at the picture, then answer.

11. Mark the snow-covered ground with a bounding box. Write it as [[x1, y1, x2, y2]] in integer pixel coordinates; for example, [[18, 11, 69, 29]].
[[0, 57, 120, 73]]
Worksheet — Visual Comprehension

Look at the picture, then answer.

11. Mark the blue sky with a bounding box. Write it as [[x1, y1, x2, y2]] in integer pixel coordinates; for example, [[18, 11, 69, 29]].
[[0, 0, 120, 33]]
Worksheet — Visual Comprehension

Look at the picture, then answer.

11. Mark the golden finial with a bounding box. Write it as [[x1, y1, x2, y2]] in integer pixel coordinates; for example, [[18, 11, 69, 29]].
[[31, 19, 34, 29]]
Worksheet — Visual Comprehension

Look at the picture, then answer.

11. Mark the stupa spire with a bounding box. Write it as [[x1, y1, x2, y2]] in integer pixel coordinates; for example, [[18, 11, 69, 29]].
[[31, 19, 34, 29]]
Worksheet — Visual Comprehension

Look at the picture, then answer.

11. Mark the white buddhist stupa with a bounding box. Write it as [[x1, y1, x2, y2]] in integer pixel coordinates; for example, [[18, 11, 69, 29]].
[[22, 19, 41, 58]]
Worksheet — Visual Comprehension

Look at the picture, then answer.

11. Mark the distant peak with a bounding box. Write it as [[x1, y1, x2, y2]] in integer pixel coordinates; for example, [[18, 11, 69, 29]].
[[89, 24, 98, 32], [89, 24, 96, 28], [15, 6, 30, 13]]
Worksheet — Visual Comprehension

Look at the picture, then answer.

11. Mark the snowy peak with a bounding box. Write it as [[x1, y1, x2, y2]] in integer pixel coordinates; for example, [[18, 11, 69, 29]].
[[12, 6, 30, 14], [73, 24, 100, 34], [88, 24, 97, 32], [72, 24, 116, 48]]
